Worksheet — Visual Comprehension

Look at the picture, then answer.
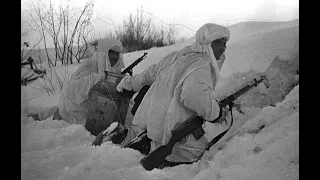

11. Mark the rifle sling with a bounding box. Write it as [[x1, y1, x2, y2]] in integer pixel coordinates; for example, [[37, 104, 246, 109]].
[[205, 104, 234, 151], [164, 103, 235, 166], [195, 102, 234, 161]]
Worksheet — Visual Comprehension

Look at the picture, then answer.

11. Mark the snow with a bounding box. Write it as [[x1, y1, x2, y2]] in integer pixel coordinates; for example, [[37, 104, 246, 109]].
[[21, 19, 299, 180], [221, 19, 299, 77]]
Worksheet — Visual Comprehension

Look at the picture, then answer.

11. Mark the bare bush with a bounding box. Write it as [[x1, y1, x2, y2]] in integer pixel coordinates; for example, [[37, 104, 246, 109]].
[[166, 23, 178, 45], [115, 8, 179, 53], [39, 65, 70, 95], [177, 36, 189, 43], [21, 11, 43, 63], [29, 48, 70, 95], [28, 0, 96, 67]]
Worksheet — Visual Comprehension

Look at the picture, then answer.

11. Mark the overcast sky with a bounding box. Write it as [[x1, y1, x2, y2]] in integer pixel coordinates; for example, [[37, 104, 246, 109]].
[[21, 0, 299, 47]]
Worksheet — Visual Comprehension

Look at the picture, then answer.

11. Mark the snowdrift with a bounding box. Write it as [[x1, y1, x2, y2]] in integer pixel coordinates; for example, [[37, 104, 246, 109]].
[[221, 20, 299, 77], [21, 85, 299, 180], [227, 19, 299, 43], [21, 19, 299, 180]]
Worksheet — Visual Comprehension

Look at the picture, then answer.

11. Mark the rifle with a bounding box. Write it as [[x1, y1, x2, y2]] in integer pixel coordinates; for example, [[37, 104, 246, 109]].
[[140, 75, 270, 171], [121, 52, 148, 76], [119, 52, 148, 98]]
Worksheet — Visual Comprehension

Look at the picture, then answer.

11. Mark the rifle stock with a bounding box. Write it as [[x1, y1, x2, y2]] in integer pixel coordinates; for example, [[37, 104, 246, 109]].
[[140, 140, 175, 171], [140, 115, 203, 170], [139, 76, 268, 171]]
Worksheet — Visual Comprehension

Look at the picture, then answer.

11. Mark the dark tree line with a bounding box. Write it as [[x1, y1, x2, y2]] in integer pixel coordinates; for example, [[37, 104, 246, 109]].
[[105, 8, 180, 53]]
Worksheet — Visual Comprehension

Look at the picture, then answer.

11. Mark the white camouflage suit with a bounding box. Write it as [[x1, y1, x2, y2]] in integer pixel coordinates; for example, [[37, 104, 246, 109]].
[[116, 23, 230, 163], [58, 38, 125, 124]]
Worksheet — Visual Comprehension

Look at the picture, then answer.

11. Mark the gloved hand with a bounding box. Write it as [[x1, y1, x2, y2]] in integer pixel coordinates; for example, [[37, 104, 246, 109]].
[[101, 123, 126, 144], [92, 122, 127, 146], [116, 74, 133, 92], [215, 105, 231, 125]]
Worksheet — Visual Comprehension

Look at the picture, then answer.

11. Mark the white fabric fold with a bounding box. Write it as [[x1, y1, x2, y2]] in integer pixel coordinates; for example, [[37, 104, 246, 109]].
[[115, 23, 230, 162], [58, 38, 124, 124]]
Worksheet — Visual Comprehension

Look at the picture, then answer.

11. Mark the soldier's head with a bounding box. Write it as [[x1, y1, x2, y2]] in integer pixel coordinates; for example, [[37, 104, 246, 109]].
[[108, 46, 121, 67], [195, 23, 230, 60], [96, 38, 125, 73], [195, 23, 230, 72], [211, 37, 227, 60]]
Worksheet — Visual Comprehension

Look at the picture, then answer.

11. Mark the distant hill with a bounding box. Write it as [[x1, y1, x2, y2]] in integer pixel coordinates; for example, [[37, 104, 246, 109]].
[[220, 19, 299, 76], [227, 19, 299, 43]]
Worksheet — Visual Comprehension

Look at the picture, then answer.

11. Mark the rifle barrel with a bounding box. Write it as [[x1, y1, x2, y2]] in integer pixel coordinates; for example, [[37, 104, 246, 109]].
[[121, 52, 148, 75], [219, 77, 266, 107]]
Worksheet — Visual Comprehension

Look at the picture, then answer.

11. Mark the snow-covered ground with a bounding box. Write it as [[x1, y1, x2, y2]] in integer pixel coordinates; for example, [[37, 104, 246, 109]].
[[21, 19, 299, 180]]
